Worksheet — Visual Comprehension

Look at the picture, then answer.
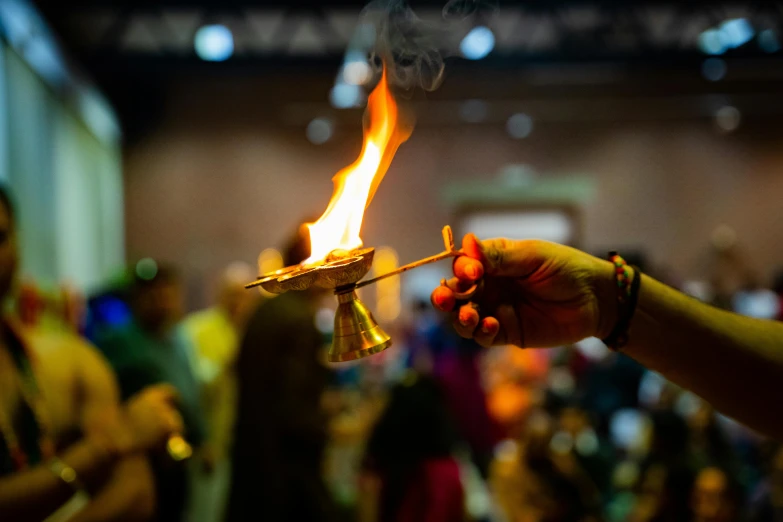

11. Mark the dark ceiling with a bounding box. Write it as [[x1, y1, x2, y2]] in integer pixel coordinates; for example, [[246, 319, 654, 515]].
[[31, 0, 783, 142]]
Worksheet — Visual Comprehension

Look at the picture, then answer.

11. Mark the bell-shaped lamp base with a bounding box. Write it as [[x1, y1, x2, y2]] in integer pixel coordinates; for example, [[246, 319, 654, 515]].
[[329, 290, 391, 362]]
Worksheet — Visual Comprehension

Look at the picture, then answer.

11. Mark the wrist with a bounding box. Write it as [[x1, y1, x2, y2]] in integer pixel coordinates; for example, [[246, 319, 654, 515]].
[[86, 427, 132, 463], [593, 258, 621, 340], [58, 437, 116, 491], [597, 253, 641, 350]]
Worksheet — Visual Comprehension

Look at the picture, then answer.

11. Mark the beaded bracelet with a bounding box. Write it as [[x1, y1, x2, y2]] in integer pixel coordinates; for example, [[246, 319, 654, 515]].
[[602, 252, 642, 350]]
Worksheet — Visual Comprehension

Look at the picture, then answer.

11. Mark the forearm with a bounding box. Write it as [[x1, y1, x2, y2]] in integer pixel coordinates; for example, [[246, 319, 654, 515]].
[[0, 439, 114, 521], [67, 456, 155, 522], [623, 273, 783, 437]]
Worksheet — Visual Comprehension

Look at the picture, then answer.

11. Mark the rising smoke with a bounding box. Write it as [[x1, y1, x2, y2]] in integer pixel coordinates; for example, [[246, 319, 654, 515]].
[[358, 0, 498, 92]]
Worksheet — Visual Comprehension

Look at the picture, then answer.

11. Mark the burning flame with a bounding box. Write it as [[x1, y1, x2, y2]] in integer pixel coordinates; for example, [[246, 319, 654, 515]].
[[305, 69, 412, 264]]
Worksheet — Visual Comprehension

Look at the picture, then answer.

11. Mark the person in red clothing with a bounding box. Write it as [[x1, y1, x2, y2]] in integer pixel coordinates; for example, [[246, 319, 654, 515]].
[[360, 374, 464, 522]]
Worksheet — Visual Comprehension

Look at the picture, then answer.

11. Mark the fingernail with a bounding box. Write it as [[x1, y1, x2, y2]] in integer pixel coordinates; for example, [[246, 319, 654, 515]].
[[466, 265, 478, 279], [481, 324, 490, 334], [459, 317, 469, 326]]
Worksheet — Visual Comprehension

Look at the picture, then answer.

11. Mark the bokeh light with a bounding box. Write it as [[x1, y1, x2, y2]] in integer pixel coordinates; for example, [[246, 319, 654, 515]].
[[306, 118, 334, 145], [135, 258, 158, 280], [575, 430, 599, 456], [459, 99, 489, 123], [610, 409, 649, 451], [343, 51, 372, 85], [330, 83, 362, 109], [314, 307, 334, 334], [711, 224, 738, 250], [257, 248, 284, 298], [701, 58, 727, 82], [258, 248, 283, 275], [699, 29, 726, 55], [194, 24, 234, 62], [343, 61, 371, 85], [506, 113, 533, 139], [714, 105, 741, 133], [759, 29, 781, 53], [699, 19, 754, 55], [719, 18, 754, 49], [374, 247, 400, 322], [460, 26, 495, 60]]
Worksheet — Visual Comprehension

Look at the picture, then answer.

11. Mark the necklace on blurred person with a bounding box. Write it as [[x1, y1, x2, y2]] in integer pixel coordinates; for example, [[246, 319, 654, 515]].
[[0, 322, 55, 471]]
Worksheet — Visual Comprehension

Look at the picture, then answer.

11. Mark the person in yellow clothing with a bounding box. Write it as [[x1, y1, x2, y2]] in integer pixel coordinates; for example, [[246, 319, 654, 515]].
[[181, 263, 257, 522]]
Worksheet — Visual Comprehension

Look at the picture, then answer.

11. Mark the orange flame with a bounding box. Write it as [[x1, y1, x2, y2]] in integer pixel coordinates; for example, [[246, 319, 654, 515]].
[[305, 69, 412, 264]]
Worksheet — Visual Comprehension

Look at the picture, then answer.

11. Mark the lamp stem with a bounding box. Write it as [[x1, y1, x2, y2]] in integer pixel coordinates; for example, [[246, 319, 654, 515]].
[[354, 250, 461, 289]]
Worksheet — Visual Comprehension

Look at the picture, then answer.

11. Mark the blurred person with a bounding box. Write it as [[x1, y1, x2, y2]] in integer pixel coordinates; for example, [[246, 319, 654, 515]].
[[690, 467, 739, 522], [685, 403, 738, 478], [227, 224, 337, 522], [403, 299, 446, 365], [483, 343, 548, 440], [404, 301, 500, 478], [578, 350, 646, 437], [17, 280, 46, 328], [629, 464, 689, 522], [96, 266, 205, 522], [15, 280, 86, 334], [629, 410, 694, 522], [431, 234, 783, 439], [490, 409, 599, 522], [555, 404, 614, 503], [748, 444, 783, 522], [322, 383, 386, 517], [360, 373, 465, 522], [181, 262, 256, 522], [574, 252, 649, 428], [0, 185, 183, 521]]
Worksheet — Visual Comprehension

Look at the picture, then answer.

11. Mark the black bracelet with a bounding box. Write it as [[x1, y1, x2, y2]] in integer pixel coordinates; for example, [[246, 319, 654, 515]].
[[603, 259, 642, 351]]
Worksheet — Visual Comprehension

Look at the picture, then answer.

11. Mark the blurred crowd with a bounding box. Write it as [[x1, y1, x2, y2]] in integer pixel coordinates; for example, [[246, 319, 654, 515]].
[[6, 186, 783, 522], [318, 239, 783, 522]]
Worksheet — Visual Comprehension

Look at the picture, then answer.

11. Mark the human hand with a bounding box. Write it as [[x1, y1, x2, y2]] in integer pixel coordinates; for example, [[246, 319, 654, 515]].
[[124, 384, 184, 452], [430, 234, 617, 348]]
